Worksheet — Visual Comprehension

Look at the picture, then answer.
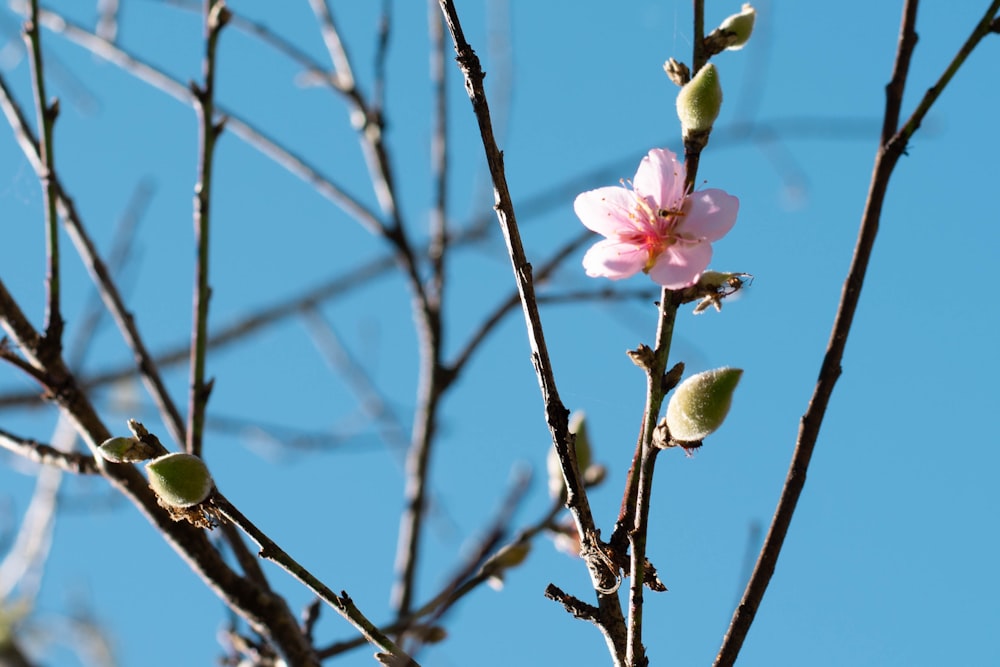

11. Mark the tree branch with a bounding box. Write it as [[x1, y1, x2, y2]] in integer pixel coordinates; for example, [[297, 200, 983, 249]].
[[714, 2, 1000, 663]]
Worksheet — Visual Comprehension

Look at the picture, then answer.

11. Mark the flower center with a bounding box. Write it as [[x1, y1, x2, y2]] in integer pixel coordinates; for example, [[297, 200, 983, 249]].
[[623, 196, 687, 271]]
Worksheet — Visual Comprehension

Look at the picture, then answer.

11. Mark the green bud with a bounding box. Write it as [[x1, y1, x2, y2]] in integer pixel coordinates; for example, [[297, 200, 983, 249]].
[[98, 436, 156, 463], [484, 542, 531, 573], [718, 4, 756, 51], [666, 367, 743, 443], [676, 63, 723, 135], [547, 411, 592, 499], [145, 453, 213, 508]]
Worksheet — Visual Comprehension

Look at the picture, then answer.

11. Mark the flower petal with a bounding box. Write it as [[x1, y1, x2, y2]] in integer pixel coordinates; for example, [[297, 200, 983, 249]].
[[633, 149, 686, 210], [647, 240, 712, 289], [574, 187, 636, 237], [683, 189, 739, 241], [582, 238, 648, 280]]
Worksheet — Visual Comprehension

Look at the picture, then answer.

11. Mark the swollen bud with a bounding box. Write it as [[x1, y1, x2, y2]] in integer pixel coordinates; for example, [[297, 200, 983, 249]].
[[676, 63, 723, 136], [98, 436, 156, 463], [145, 453, 214, 508], [717, 4, 756, 51], [666, 367, 743, 443]]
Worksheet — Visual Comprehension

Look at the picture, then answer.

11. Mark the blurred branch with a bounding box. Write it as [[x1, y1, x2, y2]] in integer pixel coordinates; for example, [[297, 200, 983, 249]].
[[0, 417, 71, 603], [714, 2, 1000, 664], [17, 3, 385, 234], [65, 179, 153, 370], [447, 229, 592, 380], [299, 307, 409, 453], [0, 257, 395, 411], [95, 0, 118, 41], [372, 0, 391, 113], [427, 0, 448, 311], [319, 472, 566, 661]]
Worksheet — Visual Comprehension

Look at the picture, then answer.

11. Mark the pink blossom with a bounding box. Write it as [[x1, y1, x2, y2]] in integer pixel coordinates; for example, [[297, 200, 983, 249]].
[[574, 148, 738, 289]]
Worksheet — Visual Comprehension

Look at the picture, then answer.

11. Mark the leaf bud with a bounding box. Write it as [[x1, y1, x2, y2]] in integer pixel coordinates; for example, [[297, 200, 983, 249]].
[[98, 436, 156, 463], [717, 4, 756, 51], [676, 63, 723, 135], [666, 367, 743, 443], [145, 453, 214, 508]]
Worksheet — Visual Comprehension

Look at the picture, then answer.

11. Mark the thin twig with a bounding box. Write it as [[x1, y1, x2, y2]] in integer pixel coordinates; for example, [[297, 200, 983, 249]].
[[435, 1, 626, 662], [95, 0, 119, 41], [0, 72, 187, 446], [0, 257, 395, 410], [185, 0, 229, 457], [65, 179, 153, 369], [714, 2, 1000, 664], [299, 307, 409, 453], [0, 415, 72, 602], [0, 427, 98, 474], [319, 482, 565, 660], [427, 0, 448, 308], [373, 0, 391, 114], [23, 0, 63, 362], [621, 2, 716, 660], [0, 280, 318, 665], [212, 493, 421, 667], [447, 229, 592, 381], [19, 4, 385, 235]]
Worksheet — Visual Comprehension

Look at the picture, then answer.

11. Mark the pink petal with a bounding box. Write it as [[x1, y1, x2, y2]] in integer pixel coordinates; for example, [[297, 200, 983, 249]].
[[582, 238, 648, 280], [633, 149, 686, 210], [646, 240, 712, 289], [683, 189, 739, 241], [574, 187, 636, 237]]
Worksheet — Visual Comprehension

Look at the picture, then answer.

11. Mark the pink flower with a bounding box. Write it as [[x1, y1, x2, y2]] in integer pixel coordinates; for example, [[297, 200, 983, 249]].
[[574, 148, 738, 289]]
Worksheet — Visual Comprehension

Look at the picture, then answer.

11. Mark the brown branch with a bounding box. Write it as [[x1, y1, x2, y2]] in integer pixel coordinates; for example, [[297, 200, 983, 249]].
[[23, 0, 63, 362], [435, 1, 626, 663], [0, 279, 318, 665], [320, 476, 563, 661], [713, 2, 1000, 664], [0, 256, 395, 410], [185, 0, 229, 458], [0, 71, 187, 447], [0, 427, 98, 474], [212, 493, 419, 666], [21, 4, 386, 235], [64, 178, 153, 369]]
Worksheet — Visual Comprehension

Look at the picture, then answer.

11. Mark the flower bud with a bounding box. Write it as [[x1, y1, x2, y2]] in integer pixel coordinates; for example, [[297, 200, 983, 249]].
[[483, 542, 531, 590], [547, 412, 592, 499], [145, 453, 213, 508], [666, 367, 742, 443], [676, 63, 723, 135], [718, 4, 756, 51], [98, 436, 156, 463]]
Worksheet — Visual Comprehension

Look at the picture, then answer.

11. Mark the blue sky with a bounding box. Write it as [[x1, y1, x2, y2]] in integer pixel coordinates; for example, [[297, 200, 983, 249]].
[[1, 1, 998, 666]]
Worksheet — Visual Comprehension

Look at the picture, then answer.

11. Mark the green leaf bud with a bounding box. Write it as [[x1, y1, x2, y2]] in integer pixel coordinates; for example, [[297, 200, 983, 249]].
[[145, 453, 213, 508], [666, 367, 743, 443], [98, 436, 156, 463], [676, 63, 723, 135], [718, 4, 756, 51]]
